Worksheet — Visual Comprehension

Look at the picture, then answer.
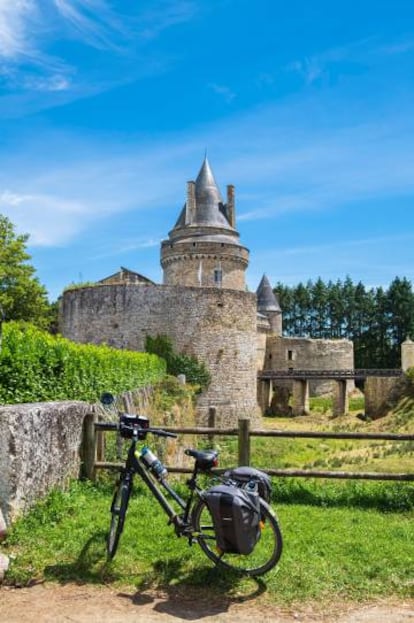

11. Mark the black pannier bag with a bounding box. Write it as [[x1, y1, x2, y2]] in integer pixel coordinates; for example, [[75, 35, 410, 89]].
[[203, 484, 261, 555], [224, 466, 272, 503]]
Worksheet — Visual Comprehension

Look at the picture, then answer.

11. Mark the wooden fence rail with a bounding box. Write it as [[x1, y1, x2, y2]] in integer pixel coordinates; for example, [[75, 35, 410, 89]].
[[83, 415, 414, 482]]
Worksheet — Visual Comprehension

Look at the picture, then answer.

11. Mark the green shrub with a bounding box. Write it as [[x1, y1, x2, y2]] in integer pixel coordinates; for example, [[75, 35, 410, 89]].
[[0, 321, 166, 404], [145, 334, 211, 390]]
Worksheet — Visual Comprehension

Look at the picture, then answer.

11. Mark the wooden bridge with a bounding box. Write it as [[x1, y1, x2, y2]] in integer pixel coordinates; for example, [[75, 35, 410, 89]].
[[257, 368, 403, 417], [258, 369, 403, 381]]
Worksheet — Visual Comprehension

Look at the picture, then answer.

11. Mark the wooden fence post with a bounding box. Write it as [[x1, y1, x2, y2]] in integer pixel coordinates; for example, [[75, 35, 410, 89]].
[[238, 417, 250, 466], [82, 411, 97, 481], [208, 407, 216, 445]]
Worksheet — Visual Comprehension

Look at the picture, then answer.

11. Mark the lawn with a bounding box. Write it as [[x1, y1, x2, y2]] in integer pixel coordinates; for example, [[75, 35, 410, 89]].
[[2, 478, 413, 604], [2, 393, 413, 604]]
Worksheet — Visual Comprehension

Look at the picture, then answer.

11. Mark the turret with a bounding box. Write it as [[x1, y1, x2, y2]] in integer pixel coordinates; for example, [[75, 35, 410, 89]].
[[402, 336, 414, 371], [160, 157, 249, 290], [256, 274, 282, 336]]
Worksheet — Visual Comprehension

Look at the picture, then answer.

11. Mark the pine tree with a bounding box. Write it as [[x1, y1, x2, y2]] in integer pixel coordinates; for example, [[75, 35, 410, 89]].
[[272, 275, 414, 368]]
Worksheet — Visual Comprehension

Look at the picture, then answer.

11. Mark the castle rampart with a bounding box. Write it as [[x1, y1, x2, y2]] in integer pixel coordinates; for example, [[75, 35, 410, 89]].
[[60, 284, 260, 425]]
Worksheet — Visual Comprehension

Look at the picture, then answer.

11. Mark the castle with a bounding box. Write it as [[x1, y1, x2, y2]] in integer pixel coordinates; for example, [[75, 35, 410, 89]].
[[60, 157, 353, 424]]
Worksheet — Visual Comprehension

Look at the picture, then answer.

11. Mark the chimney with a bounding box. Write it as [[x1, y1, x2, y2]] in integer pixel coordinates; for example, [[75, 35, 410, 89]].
[[185, 181, 196, 224], [226, 184, 235, 227]]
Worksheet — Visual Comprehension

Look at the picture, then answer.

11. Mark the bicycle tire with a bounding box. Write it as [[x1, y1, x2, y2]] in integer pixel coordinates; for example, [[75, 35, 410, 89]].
[[192, 497, 283, 576], [107, 477, 131, 559]]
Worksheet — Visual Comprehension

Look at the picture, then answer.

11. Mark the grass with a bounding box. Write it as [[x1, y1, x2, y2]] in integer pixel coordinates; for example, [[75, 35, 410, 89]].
[[2, 478, 413, 605], [2, 390, 413, 605], [229, 397, 414, 474]]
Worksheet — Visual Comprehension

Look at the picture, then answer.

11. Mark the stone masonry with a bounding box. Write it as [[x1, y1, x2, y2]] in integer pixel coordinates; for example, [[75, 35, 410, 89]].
[[0, 401, 90, 523], [60, 284, 259, 424], [264, 335, 354, 395]]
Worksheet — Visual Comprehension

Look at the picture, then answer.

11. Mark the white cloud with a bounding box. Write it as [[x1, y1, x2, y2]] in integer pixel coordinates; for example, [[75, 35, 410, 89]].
[[137, 1, 197, 40], [0, 0, 197, 98], [52, 0, 127, 51], [22, 74, 71, 91], [1, 38, 414, 253], [208, 82, 236, 103], [0, 140, 192, 246], [0, 0, 38, 59], [1, 107, 412, 249], [286, 57, 324, 85], [0, 190, 87, 245], [284, 36, 414, 87], [91, 238, 161, 261], [0, 1, 75, 92]]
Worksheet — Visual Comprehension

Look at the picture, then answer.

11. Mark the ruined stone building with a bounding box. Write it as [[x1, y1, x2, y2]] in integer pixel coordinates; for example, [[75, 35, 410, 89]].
[[60, 157, 354, 424]]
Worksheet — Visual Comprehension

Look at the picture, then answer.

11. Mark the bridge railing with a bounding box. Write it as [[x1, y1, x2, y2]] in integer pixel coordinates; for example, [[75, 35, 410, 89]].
[[258, 369, 403, 380]]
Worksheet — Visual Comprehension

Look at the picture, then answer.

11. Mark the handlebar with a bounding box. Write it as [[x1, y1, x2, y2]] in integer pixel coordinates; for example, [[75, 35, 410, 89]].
[[147, 427, 177, 439], [98, 420, 177, 439]]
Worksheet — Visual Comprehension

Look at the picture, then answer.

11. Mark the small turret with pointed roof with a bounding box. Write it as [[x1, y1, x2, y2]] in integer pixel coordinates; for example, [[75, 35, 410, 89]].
[[161, 156, 249, 290], [256, 274, 282, 335], [257, 274, 281, 312]]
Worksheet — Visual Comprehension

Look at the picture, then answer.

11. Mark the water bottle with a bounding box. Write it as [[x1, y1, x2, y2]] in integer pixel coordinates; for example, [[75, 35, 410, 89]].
[[140, 446, 168, 480]]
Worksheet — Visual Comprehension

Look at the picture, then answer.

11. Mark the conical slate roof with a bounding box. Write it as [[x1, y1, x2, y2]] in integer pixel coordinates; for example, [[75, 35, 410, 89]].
[[173, 157, 233, 230], [256, 274, 281, 312]]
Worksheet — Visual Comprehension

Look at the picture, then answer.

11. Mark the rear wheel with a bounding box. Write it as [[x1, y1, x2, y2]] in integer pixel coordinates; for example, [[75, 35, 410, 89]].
[[192, 498, 282, 576], [107, 476, 131, 559]]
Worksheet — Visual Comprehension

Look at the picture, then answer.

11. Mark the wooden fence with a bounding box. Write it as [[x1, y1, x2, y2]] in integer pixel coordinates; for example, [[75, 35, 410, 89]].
[[83, 412, 414, 483]]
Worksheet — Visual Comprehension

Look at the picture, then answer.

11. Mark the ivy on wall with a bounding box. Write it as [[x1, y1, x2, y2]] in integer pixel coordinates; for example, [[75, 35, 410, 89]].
[[145, 334, 211, 391]]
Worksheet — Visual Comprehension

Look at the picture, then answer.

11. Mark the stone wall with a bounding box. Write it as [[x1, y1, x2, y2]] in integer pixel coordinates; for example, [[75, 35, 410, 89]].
[[60, 284, 260, 425], [364, 377, 400, 419], [264, 336, 354, 395], [161, 240, 249, 290], [256, 319, 269, 369], [0, 401, 90, 524], [265, 336, 354, 371]]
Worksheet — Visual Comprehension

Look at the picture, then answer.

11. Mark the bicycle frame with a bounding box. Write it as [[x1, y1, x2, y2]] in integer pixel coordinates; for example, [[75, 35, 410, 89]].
[[122, 435, 202, 535]]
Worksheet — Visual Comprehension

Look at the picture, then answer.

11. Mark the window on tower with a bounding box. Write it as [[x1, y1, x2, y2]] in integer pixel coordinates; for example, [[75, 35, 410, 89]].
[[214, 269, 223, 287]]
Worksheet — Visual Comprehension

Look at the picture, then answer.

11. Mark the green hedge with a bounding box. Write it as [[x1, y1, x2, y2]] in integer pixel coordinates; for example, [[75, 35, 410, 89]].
[[0, 322, 166, 404]]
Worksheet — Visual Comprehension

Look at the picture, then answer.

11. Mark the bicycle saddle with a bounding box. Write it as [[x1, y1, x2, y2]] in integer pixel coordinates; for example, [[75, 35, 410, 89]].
[[185, 448, 218, 470]]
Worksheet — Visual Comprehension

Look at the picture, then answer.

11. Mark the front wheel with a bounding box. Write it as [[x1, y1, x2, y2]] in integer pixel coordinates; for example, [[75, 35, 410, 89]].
[[192, 498, 282, 577], [107, 476, 132, 559]]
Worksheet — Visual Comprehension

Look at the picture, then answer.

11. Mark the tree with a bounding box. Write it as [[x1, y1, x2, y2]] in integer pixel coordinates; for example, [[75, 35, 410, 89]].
[[274, 282, 294, 335], [310, 278, 328, 338], [272, 275, 414, 368], [294, 282, 312, 336], [326, 279, 345, 338], [0, 214, 50, 327], [385, 277, 414, 367]]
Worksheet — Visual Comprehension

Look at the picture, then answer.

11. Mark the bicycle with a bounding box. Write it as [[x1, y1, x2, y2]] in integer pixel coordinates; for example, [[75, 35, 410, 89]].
[[103, 409, 283, 577]]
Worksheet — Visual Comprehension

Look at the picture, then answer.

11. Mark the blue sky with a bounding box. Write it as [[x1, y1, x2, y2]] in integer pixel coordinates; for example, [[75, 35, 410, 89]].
[[1, 0, 414, 302]]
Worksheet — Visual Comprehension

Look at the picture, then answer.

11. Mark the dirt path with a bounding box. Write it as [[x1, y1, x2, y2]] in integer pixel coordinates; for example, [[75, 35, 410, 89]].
[[0, 583, 413, 623]]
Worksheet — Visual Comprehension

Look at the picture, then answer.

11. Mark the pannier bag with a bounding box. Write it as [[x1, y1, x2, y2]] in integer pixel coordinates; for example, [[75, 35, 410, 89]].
[[204, 484, 261, 555], [224, 466, 272, 503]]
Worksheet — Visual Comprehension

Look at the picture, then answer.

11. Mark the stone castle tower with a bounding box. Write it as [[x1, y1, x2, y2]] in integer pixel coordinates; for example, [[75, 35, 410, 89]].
[[60, 157, 260, 425], [161, 157, 249, 290], [60, 155, 354, 423]]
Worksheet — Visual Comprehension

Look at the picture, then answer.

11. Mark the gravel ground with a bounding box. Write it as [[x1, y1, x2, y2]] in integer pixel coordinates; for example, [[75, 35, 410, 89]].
[[0, 583, 413, 623]]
